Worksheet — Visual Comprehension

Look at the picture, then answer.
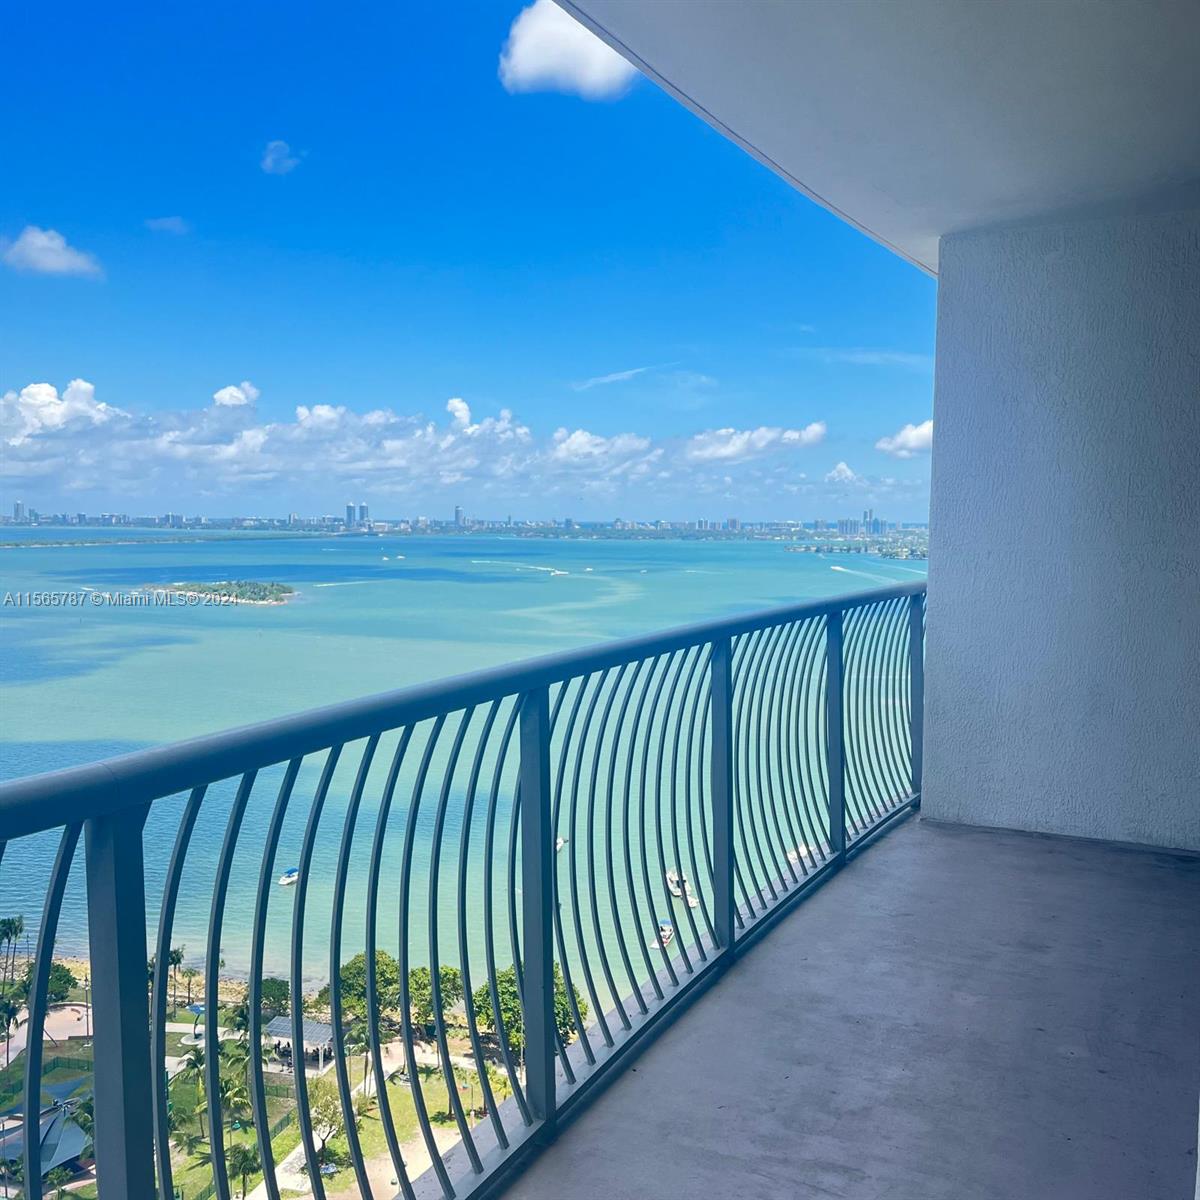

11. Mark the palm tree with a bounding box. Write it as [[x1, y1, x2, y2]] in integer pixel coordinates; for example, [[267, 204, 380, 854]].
[[168, 946, 185, 1012], [181, 966, 200, 1005], [0, 995, 20, 1068], [0, 918, 12, 992], [44, 1165, 73, 1198], [227, 1142, 261, 1198], [9, 918, 24, 991]]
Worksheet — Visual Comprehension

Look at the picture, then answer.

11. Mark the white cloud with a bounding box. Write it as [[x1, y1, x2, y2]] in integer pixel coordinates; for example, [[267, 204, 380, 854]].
[[2, 227, 102, 277], [446, 397, 471, 428], [549, 428, 651, 462], [572, 366, 651, 391], [499, 0, 637, 99], [261, 140, 302, 175], [825, 461, 859, 484], [212, 381, 260, 408], [685, 422, 825, 462], [875, 419, 933, 458], [145, 216, 191, 235], [1, 380, 126, 445], [3, 382, 907, 512], [801, 347, 932, 371]]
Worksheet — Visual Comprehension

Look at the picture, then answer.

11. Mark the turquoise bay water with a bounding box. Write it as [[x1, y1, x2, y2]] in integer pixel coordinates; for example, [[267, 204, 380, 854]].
[[0, 532, 924, 988]]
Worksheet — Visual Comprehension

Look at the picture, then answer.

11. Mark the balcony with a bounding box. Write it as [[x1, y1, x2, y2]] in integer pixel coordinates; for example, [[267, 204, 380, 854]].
[[3, 580, 1197, 1200], [2, 585, 927, 1200]]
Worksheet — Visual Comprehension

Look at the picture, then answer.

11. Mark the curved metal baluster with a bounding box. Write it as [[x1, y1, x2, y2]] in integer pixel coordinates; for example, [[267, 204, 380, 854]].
[[584, 664, 634, 1029], [428, 709, 485, 1173], [873, 598, 909, 805], [874, 599, 906, 805], [247, 762, 301, 1200], [682, 647, 716, 933], [840, 609, 872, 835], [564, 671, 617, 1045], [152, 787, 206, 1200], [620, 655, 671, 998], [456, 701, 510, 1149], [206, 770, 258, 1200], [23, 823, 81, 1200], [329, 736, 381, 1197], [734, 628, 777, 905], [768, 620, 810, 878], [672, 644, 713, 951], [753, 622, 799, 889], [549, 674, 596, 1067], [506, 744, 570, 1071], [788, 617, 827, 868], [482, 701, 531, 1122], [600, 658, 650, 1013], [814, 632, 835, 843], [791, 617, 830, 864], [542, 680, 580, 1084], [291, 746, 343, 1200], [655, 646, 700, 967], [397, 716, 456, 1198], [862, 601, 896, 817], [858, 601, 896, 820], [366, 727, 419, 1200], [845, 604, 881, 828], [638, 650, 687, 981], [735, 629, 775, 908], [887, 596, 916, 800]]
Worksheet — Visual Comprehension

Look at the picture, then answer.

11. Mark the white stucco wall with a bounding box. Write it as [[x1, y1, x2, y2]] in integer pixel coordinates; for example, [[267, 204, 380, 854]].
[[923, 206, 1200, 851]]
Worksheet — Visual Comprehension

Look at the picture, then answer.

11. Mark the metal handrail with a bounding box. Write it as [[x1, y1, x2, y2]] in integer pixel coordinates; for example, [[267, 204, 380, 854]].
[[0, 580, 926, 1200], [0, 581, 924, 837]]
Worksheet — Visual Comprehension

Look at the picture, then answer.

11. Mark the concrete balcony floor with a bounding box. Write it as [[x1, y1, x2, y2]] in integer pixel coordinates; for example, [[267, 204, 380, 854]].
[[507, 819, 1200, 1200]]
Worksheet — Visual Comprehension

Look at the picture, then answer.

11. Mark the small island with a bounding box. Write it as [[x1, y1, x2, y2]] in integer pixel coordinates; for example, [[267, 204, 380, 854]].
[[149, 580, 297, 605]]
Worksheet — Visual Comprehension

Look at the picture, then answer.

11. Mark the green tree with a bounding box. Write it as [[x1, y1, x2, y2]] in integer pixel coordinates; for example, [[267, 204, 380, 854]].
[[168, 946, 185, 1010], [227, 1141, 261, 1198], [315, 950, 400, 1016], [407, 966, 464, 1033], [44, 1165, 73, 1198], [23, 960, 77, 1005], [260, 976, 289, 1017], [471, 964, 586, 1056], [307, 1076, 348, 1163], [181, 965, 200, 1005], [0, 994, 20, 1068]]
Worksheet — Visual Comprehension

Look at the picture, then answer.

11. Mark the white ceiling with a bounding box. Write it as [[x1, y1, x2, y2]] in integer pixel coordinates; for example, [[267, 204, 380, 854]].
[[560, 0, 1200, 273]]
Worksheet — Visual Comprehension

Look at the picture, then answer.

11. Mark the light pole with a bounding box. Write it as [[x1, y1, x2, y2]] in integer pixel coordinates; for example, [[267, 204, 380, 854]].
[[83, 973, 91, 1042]]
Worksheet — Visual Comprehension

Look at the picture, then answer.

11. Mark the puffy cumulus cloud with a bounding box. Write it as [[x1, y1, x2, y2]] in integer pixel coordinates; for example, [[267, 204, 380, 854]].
[[2, 380, 127, 445], [3, 380, 876, 510], [499, 0, 637, 99], [446, 397, 471, 428], [875, 419, 933, 458], [825, 461, 860, 484], [685, 422, 825, 463], [212, 381, 261, 407], [261, 140, 302, 175], [2, 226, 102, 277]]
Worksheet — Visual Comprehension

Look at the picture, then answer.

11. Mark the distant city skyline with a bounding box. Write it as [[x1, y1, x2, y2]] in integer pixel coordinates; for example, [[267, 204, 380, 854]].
[[0, 2, 934, 520]]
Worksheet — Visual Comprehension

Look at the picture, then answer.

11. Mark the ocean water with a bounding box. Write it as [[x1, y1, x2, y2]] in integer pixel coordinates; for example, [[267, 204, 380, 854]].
[[0, 532, 925, 989]]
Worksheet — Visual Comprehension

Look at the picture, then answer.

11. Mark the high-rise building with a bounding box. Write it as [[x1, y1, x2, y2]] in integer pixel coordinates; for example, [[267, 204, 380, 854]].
[[345, 503, 355, 527], [454, 505, 465, 528], [358, 503, 369, 524], [727, 516, 741, 531], [13, 500, 25, 522]]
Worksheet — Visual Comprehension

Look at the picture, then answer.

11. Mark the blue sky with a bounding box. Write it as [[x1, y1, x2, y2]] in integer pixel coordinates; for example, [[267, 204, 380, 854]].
[[0, 0, 936, 521]]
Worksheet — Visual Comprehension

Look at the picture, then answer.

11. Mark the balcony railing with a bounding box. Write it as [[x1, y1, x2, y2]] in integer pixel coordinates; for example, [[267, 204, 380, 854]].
[[0, 581, 925, 1200]]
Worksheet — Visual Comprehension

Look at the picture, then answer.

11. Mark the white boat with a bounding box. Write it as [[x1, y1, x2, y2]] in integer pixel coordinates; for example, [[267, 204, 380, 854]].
[[555, 836, 567, 853], [654, 919, 675, 949], [278, 867, 300, 887], [666, 870, 700, 909]]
